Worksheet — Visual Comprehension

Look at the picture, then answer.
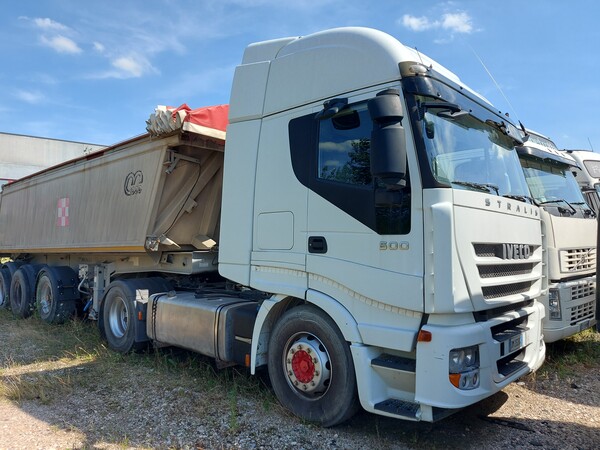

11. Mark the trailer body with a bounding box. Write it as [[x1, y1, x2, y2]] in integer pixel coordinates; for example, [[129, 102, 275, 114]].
[[0, 27, 546, 426]]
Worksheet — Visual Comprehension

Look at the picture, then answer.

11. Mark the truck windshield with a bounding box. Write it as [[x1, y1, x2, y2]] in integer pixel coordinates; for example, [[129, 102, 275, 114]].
[[521, 159, 587, 206], [416, 97, 530, 199]]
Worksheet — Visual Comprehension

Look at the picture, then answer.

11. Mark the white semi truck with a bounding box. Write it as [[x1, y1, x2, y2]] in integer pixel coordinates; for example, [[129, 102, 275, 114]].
[[565, 149, 600, 215], [0, 27, 545, 425], [517, 133, 597, 342]]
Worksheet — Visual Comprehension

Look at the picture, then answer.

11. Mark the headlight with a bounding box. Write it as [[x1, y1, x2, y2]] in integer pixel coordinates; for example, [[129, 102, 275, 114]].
[[449, 345, 480, 390], [548, 289, 561, 320]]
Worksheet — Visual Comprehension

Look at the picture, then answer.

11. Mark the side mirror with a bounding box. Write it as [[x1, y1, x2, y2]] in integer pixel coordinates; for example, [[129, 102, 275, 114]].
[[368, 89, 407, 187]]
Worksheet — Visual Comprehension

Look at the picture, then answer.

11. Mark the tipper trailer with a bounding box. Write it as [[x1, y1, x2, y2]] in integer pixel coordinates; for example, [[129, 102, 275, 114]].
[[517, 132, 596, 341], [0, 27, 545, 426]]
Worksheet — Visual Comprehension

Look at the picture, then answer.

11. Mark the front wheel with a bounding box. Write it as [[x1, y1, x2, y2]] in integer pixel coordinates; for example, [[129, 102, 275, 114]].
[[267, 305, 360, 427]]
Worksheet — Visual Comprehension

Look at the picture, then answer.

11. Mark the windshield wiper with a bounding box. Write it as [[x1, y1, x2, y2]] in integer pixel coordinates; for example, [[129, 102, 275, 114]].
[[452, 180, 499, 195], [538, 198, 576, 215], [503, 194, 534, 203]]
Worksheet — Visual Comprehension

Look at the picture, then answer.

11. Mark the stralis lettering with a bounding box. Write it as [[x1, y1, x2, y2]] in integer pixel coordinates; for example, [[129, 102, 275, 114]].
[[484, 198, 538, 217], [502, 243, 531, 260]]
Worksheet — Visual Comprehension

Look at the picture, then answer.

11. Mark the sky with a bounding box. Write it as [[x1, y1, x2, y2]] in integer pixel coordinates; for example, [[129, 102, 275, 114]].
[[0, 0, 598, 151]]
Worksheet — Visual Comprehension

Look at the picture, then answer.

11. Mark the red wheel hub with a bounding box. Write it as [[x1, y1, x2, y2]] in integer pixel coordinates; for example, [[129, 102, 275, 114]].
[[291, 349, 315, 383]]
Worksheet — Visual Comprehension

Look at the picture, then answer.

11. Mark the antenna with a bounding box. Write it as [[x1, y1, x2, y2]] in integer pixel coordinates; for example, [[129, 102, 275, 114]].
[[588, 137, 595, 152], [468, 44, 520, 123], [414, 47, 425, 65]]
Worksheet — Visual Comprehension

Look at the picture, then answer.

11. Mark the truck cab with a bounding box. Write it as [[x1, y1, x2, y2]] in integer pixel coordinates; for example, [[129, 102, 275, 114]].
[[220, 27, 545, 423], [565, 149, 600, 215], [517, 134, 597, 341]]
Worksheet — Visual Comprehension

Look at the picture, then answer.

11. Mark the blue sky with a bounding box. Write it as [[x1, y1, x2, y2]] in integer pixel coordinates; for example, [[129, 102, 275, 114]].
[[0, 0, 598, 151]]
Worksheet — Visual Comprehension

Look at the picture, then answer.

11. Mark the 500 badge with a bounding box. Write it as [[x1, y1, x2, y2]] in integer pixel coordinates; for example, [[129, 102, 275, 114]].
[[124, 170, 144, 196]]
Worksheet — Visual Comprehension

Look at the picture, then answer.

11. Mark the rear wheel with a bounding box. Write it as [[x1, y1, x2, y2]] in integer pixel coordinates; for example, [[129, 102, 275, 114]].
[[267, 305, 360, 427], [10, 266, 38, 318], [100, 278, 172, 353], [103, 283, 136, 353], [35, 267, 78, 324], [0, 268, 11, 309]]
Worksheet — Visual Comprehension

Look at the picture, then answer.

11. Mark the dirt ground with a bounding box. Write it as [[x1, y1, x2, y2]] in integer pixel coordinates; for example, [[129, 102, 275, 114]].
[[0, 362, 598, 449]]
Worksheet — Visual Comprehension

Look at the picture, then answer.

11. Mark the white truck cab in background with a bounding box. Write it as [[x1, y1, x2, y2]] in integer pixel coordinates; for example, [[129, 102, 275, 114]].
[[565, 149, 600, 215], [517, 133, 597, 341]]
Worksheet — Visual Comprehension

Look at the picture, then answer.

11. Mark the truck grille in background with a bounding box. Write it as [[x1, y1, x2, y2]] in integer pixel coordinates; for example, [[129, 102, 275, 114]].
[[571, 282, 595, 300], [560, 247, 596, 273], [570, 301, 595, 326], [474, 244, 538, 301]]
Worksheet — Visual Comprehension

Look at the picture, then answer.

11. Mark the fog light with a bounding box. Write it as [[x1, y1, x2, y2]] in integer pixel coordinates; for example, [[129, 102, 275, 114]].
[[449, 345, 480, 390], [548, 289, 561, 320]]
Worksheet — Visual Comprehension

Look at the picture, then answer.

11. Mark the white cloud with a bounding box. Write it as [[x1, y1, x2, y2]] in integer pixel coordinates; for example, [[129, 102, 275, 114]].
[[442, 12, 473, 33], [40, 35, 82, 54], [401, 11, 475, 35], [14, 89, 45, 104], [93, 42, 105, 53], [87, 55, 158, 79], [33, 17, 69, 31], [402, 15, 438, 32]]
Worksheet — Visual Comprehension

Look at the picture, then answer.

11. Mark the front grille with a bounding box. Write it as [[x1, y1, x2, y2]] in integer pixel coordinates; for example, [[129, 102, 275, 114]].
[[491, 315, 529, 377], [560, 247, 596, 273], [570, 300, 595, 326], [474, 243, 539, 302], [482, 281, 532, 299], [478, 263, 534, 279], [571, 282, 595, 301]]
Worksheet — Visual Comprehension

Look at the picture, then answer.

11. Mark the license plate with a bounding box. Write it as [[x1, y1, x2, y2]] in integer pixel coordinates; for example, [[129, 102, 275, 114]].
[[508, 333, 524, 353], [579, 320, 591, 332]]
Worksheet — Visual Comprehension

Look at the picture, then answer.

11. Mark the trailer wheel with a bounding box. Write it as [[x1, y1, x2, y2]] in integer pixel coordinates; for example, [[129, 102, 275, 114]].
[[9, 265, 39, 318], [0, 268, 11, 309], [267, 305, 360, 427], [35, 268, 77, 324]]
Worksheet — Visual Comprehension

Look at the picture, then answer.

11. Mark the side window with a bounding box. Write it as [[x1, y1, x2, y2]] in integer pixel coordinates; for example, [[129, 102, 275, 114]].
[[318, 104, 372, 186], [289, 99, 411, 235]]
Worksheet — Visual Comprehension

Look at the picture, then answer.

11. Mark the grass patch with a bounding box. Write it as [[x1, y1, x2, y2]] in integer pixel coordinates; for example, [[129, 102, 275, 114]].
[[0, 307, 276, 414], [528, 328, 600, 380]]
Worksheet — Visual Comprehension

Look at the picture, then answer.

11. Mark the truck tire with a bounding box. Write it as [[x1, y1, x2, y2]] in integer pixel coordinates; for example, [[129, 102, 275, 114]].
[[102, 282, 137, 353], [35, 267, 78, 324], [267, 305, 360, 427], [0, 268, 11, 309], [10, 265, 43, 318], [100, 278, 172, 353]]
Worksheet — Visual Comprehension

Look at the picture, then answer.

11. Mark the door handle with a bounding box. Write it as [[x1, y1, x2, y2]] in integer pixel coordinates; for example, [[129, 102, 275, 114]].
[[308, 236, 328, 254]]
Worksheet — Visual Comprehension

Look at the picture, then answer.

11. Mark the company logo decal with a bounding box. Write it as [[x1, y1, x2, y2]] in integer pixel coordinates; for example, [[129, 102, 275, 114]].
[[124, 170, 143, 196], [57, 197, 69, 227], [501, 243, 532, 260], [484, 198, 538, 217]]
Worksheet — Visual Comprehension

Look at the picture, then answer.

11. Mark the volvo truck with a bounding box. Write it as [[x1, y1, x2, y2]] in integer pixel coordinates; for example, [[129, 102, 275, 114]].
[[566, 149, 600, 215], [517, 133, 596, 341], [0, 27, 545, 426]]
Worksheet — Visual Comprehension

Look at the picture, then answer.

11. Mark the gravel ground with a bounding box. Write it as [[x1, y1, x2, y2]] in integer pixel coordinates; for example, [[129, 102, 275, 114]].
[[0, 357, 598, 449]]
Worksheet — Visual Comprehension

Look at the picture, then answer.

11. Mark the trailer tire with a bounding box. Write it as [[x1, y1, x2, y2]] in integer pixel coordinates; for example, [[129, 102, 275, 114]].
[[35, 267, 78, 324], [10, 265, 44, 318], [267, 305, 360, 427], [0, 268, 11, 309]]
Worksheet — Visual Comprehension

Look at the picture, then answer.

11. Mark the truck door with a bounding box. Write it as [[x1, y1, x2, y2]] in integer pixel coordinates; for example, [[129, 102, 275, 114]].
[[290, 95, 424, 347]]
